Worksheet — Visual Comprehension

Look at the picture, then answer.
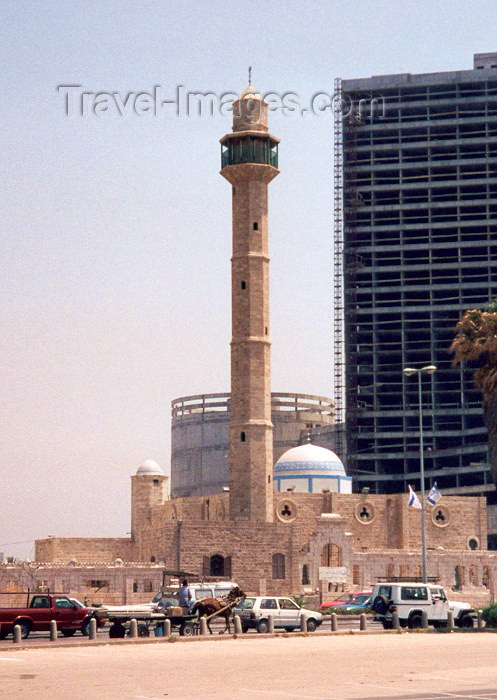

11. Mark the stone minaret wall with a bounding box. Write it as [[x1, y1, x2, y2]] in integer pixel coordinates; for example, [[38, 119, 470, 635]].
[[221, 88, 279, 522]]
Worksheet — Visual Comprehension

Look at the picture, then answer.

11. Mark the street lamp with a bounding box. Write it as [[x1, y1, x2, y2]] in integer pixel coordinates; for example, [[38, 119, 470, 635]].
[[402, 364, 437, 583]]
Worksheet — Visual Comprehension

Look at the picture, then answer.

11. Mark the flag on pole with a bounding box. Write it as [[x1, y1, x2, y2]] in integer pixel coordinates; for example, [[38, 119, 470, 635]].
[[408, 485, 422, 509], [427, 482, 442, 506]]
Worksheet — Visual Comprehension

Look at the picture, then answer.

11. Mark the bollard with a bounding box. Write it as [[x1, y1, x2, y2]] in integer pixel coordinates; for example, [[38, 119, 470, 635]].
[[233, 615, 242, 635], [88, 617, 97, 640], [392, 611, 400, 630], [300, 614, 307, 632], [478, 610, 484, 629], [359, 613, 367, 631], [129, 619, 138, 638], [447, 610, 455, 632], [200, 616, 208, 636], [13, 625, 22, 644], [330, 612, 338, 632], [421, 610, 429, 629], [268, 614, 274, 634], [50, 620, 57, 641], [164, 619, 171, 637]]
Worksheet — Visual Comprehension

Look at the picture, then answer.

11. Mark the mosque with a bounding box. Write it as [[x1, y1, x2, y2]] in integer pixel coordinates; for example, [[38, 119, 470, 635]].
[[2, 83, 496, 605]]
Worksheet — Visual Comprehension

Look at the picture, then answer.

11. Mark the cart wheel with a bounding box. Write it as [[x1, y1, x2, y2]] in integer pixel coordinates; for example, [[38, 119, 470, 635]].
[[137, 623, 150, 637], [180, 622, 195, 637], [109, 623, 126, 639]]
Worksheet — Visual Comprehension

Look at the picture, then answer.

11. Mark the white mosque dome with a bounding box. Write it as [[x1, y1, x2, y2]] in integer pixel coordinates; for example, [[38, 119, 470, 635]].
[[273, 443, 351, 494], [136, 459, 164, 476], [275, 443, 345, 474]]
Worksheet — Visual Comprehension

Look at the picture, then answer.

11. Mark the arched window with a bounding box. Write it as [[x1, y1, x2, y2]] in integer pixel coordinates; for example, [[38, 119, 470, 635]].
[[240, 432, 246, 442], [321, 543, 342, 568], [272, 553, 286, 579], [302, 564, 310, 585], [150, 555, 156, 563], [144, 580, 153, 593]]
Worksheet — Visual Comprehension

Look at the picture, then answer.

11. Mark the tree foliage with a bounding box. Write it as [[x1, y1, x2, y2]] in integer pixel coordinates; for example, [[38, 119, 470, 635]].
[[450, 306, 497, 394]]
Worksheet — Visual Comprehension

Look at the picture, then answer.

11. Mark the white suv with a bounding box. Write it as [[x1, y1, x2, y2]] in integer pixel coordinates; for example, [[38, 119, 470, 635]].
[[232, 596, 323, 633], [371, 582, 475, 629]]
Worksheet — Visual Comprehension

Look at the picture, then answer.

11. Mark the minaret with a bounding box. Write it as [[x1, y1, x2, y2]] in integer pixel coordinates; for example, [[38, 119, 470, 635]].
[[220, 78, 279, 522]]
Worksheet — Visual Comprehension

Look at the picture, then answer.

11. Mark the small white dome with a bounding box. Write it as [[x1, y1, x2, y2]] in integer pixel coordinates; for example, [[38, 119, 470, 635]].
[[136, 459, 164, 476], [275, 443, 345, 475]]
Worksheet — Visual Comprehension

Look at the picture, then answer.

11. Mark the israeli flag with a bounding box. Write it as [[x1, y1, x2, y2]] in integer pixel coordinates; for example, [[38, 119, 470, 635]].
[[408, 485, 422, 509], [428, 482, 442, 506]]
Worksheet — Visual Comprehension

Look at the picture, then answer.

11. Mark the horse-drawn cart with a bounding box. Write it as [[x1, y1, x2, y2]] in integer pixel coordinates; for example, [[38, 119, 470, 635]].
[[99, 592, 244, 638]]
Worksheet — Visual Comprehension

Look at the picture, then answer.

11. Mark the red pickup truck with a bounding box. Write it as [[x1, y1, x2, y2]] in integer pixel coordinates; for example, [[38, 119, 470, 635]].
[[0, 594, 102, 639]]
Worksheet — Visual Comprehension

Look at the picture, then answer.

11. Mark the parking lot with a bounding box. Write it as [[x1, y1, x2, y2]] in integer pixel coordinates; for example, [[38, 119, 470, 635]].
[[1, 629, 497, 699]]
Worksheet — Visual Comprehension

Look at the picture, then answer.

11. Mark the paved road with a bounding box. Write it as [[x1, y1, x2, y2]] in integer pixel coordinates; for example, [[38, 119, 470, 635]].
[[0, 630, 496, 699]]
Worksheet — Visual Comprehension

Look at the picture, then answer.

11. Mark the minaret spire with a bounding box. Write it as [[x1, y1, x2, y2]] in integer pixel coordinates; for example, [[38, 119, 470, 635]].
[[248, 66, 252, 86]]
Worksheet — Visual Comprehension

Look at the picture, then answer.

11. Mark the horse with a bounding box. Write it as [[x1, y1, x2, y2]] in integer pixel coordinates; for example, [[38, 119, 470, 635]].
[[191, 586, 245, 634]]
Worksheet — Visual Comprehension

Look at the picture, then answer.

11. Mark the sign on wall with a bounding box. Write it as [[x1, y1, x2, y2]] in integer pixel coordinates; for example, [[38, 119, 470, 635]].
[[319, 566, 347, 582]]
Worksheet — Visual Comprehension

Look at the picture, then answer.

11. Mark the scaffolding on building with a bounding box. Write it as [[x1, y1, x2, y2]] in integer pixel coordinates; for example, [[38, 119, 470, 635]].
[[333, 77, 345, 461]]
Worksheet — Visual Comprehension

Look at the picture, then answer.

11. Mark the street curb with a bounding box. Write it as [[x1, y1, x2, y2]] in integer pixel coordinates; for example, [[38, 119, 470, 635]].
[[0, 625, 491, 652]]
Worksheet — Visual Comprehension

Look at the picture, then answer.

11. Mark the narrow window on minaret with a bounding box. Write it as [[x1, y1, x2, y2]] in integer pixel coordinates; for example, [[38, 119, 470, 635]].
[[241, 281, 246, 290], [265, 326, 268, 335], [253, 222, 258, 230], [240, 432, 246, 442], [232, 187, 236, 196]]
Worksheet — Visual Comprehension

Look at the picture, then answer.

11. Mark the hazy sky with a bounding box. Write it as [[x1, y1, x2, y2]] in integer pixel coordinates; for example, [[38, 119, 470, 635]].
[[2, 0, 497, 559]]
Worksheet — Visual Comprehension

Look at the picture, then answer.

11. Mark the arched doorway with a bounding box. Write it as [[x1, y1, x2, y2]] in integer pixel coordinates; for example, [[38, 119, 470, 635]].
[[321, 543, 342, 568]]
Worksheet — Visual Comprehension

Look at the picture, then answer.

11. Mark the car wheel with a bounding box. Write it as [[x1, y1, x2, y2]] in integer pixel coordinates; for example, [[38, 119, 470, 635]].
[[62, 629, 76, 637], [81, 619, 92, 637], [0, 630, 8, 640], [180, 622, 195, 637], [306, 619, 317, 633], [382, 620, 393, 630], [408, 613, 423, 629], [109, 623, 126, 638], [242, 625, 249, 633], [257, 619, 269, 634], [18, 621, 31, 639], [459, 615, 474, 628]]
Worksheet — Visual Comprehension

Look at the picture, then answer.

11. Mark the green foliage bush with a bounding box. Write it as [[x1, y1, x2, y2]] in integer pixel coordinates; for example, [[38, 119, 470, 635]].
[[481, 604, 497, 627]]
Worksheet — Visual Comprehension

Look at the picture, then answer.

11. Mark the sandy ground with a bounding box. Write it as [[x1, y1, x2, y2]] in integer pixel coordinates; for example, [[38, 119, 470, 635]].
[[1, 632, 497, 699]]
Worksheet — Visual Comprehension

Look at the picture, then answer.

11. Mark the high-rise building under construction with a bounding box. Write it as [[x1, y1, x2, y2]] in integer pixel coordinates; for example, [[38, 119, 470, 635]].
[[335, 53, 497, 496]]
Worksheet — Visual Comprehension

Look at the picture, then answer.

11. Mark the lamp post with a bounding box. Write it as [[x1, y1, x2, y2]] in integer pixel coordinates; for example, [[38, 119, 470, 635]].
[[403, 364, 437, 583]]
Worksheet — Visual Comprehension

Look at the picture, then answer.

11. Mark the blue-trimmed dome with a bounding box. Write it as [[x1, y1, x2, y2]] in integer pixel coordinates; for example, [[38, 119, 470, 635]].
[[273, 443, 350, 494], [275, 444, 345, 474], [136, 459, 164, 476]]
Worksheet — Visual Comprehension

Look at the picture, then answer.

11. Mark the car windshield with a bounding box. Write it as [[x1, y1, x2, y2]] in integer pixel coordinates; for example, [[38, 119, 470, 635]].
[[352, 595, 370, 605], [237, 598, 255, 610], [71, 599, 85, 609]]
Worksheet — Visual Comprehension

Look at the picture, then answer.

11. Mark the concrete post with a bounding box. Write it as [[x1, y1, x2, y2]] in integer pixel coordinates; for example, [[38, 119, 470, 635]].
[[268, 614, 274, 634], [478, 610, 484, 629], [164, 619, 172, 636], [50, 620, 57, 641], [330, 613, 338, 631], [300, 614, 307, 632], [130, 619, 138, 638], [421, 611, 428, 629], [392, 611, 400, 630], [359, 613, 367, 631], [200, 616, 208, 636], [447, 611, 455, 631], [89, 618, 97, 640], [13, 625, 21, 644], [233, 615, 242, 635]]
